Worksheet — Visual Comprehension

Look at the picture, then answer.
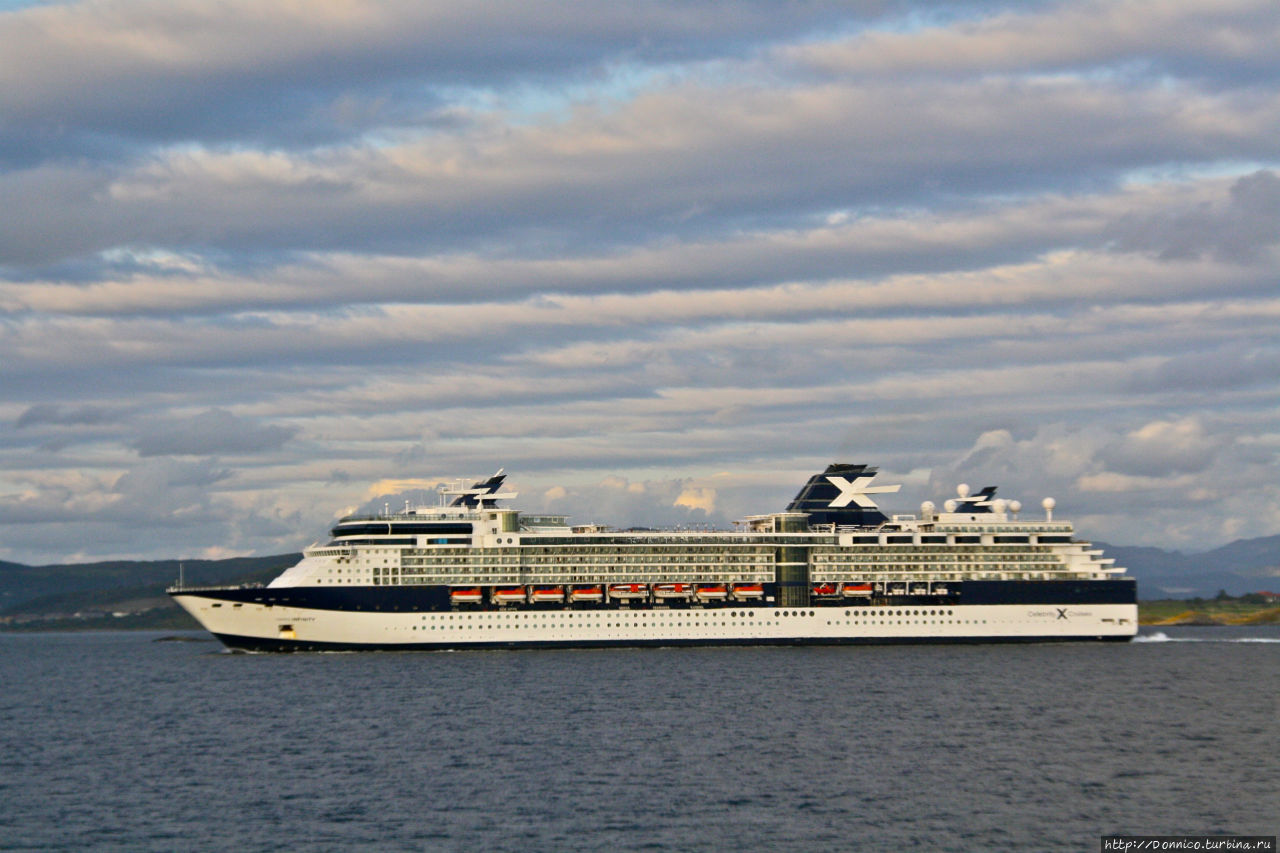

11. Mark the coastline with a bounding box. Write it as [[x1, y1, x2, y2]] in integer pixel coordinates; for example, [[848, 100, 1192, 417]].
[[1138, 599, 1279, 626]]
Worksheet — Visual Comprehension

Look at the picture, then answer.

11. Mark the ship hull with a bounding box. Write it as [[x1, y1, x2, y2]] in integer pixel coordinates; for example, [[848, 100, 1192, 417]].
[[173, 582, 1137, 653], [210, 631, 1135, 653]]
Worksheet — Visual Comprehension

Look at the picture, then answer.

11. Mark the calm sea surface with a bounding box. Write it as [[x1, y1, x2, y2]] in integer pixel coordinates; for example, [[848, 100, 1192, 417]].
[[1, 627, 1276, 852]]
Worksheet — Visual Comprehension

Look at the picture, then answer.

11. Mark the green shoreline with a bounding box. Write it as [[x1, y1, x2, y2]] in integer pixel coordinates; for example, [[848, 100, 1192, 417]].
[[0, 606, 201, 632], [1137, 599, 1280, 626]]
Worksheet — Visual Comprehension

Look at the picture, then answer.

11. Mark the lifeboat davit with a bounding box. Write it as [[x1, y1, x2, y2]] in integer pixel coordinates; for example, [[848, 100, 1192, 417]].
[[731, 583, 765, 600], [569, 585, 604, 603], [653, 583, 692, 599], [694, 584, 728, 601], [530, 586, 565, 603], [492, 587, 527, 604], [812, 583, 838, 597], [450, 587, 483, 604], [609, 583, 648, 600], [841, 583, 873, 597]]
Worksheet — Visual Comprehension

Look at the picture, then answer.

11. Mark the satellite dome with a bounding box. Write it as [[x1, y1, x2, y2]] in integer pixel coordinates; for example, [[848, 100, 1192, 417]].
[[992, 498, 1007, 513], [1042, 497, 1056, 510], [944, 499, 958, 512], [920, 501, 936, 515], [1009, 500, 1022, 514], [957, 483, 970, 498]]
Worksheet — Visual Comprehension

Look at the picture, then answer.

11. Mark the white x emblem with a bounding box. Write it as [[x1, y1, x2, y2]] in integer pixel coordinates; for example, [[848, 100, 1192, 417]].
[[825, 475, 901, 508]]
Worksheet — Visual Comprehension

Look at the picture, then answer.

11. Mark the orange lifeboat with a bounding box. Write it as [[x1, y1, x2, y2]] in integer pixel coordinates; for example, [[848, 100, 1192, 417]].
[[450, 587, 483, 604], [653, 583, 692, 599], [841, 583, 873, 597], [530, 586, 565, 603], [694, 584, 728, 601], [569, 585, 604, 603], [608, 583, 648, 600], [492, 587, 527, 604], [731, 583, 765, 600], [812, 583, 838, 597]]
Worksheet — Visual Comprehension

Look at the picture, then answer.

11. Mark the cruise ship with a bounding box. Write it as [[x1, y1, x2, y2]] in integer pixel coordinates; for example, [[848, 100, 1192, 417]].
[[169, 464, 1138, 651]]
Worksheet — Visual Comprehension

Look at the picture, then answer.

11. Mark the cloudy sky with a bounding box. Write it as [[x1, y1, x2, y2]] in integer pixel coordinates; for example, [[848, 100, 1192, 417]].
[[2, 0, 1279, 564]]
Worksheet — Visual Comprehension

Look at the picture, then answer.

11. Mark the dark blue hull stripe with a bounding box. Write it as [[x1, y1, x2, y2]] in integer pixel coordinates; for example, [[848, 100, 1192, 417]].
[[213, 632, 1133, 653]]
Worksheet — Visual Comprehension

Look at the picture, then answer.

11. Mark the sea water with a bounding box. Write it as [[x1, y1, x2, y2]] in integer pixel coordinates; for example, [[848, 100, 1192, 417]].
[[1, 627, 1276, 852]]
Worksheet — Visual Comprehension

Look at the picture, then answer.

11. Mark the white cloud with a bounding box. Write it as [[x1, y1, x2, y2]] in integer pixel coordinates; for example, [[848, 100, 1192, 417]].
[[786, 0, 1280, 80], [674, 486, 717, 513], [1098, 417, 1225, 477]]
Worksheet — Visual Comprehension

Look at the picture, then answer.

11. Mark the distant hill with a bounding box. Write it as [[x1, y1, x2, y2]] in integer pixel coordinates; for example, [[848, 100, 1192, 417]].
[[0, 554, 300, 629], [1099, 534, 1280, 598]]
